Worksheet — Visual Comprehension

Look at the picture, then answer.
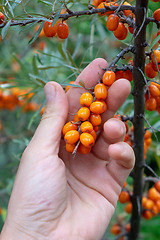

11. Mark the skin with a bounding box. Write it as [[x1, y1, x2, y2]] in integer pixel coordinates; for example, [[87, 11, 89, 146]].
[[0, 58, 135, 240]]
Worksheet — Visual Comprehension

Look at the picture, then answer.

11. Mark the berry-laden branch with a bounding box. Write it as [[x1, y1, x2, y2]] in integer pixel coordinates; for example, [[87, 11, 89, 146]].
[[129, 0, 149, 239], [0, 5, 136, 29]]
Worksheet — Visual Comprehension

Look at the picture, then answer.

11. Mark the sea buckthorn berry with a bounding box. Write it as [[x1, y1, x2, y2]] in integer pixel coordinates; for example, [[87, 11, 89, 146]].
[[57, 22, 69, 39], [97, 100, 107, 111], [142, 210, 152, 220], [123, 2, 134, 17], [64, 130, 80, 144], [113, 22, 128, 40], [80, 133, 95, 148], [94, 83, 108, 100], [102, 71, 116, 86], [92, 0, 105, 7], [149, 84, 160, 97], [89, 114, 102, 126], [145, 138, 152, 147], [65, 81, 75, 92], [151, 81, 160, 91], [144, 130, 151, 139], [145, 199, 154, 210], [97, 2, 108, 16], [151, 50, 160, 64], [90, 129, 97, 140], [80, 121, 93, 133], [128, 25, 134, 34], [110, 223, 121, 235], [90, 101, 106, 114], [156, 200, 160, 212], [105, 2, 118, 15], [153, 8, 160, 22], [154, 181, 160, 192], [125, 202, 132, 214], [123, 181, 127, 188], [77, 107, 90, 121], [106, 14, 119, 31], [77, 143, 91, 154], [152, 205, 159, 216], [123, 70, 133, 82], [125, 223, 131, 233], [151, 62, 160, 72], [0, 12, 5, 24], [80, 92, 93, 107], [115, 70, 124, 80], [142, 196, 148, 208], [62, 121, 78, 135], [148, 187, 160, 202], [145, 98, 157, 111], [93, 126, 99, 132], [119, 191, 130, 203], [73, 114, 80, 122], [66, 143, 75, 153], [145, 63, 157, 79], [43, 20, 57, 37]]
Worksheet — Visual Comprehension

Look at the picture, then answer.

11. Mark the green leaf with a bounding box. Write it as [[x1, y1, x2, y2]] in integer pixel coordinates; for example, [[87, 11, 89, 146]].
[[37, 0, 53, 5], [5, 0, 14, 17], [150, 34, 160, 49], [32, 55, 39, 75], [58, 43, 68, 62], [1, 20, 11, 40], [28, 21, 44, 45], [72, 34, 82, 59], [66, 50, 80, 73], [12, 54, 29, 77], [52, 4, 64, 27]]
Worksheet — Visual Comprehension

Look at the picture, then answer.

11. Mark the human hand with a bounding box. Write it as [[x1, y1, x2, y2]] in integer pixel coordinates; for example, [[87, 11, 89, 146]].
[[0, 58, 135, 240]]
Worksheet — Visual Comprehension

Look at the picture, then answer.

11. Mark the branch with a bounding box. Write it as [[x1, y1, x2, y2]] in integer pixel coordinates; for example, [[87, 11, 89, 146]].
[[0, 5, 136, 29]]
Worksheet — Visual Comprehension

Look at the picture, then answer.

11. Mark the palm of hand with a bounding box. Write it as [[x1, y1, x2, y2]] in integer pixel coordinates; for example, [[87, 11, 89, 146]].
[[3, 59, 134, 240]]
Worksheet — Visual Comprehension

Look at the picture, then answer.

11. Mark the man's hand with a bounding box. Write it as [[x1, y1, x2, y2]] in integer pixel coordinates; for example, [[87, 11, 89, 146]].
[[0, 58, 135, 240]]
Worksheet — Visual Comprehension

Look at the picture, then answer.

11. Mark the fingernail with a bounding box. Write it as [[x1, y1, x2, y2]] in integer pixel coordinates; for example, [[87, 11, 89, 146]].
[[45, 83, 56, 103]]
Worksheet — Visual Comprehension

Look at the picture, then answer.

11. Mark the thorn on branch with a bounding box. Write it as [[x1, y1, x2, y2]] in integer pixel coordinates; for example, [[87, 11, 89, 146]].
[[143, 164, 160, 179]]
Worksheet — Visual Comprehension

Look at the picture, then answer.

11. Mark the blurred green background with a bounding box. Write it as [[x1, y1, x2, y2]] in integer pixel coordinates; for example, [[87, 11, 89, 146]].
[[0, 0, 160, 239]]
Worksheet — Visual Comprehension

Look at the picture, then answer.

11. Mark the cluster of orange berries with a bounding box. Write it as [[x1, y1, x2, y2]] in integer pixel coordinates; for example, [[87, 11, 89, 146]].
[[93, 1, 135, 41], [43, 9, 69, 40], [110, 221, 131, 240], [0, 87, 39, 112], [63, 70, 116, 154], [145, 81, 160, 113]]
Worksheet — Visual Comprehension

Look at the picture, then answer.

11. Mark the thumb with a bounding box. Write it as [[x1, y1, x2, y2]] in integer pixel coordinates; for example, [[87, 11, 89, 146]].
[[30, 81, 68, 155]]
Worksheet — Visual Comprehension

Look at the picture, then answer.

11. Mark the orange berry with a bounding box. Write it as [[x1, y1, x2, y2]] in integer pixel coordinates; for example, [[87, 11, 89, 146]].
[[142, 196, 148, 208], [151, 62, 160, 72], [0, 12, 5, 24], [97, 2, 118, 16], [144, 130, 151, 139], [154, 181, 160, 192], [77, 107, 90, 121], [64, 130, 80, 144], [89, 114, 102, 126], [43, 20, 57, 37], [66, 143, 75, 153], [123, 2, 134, 17], [145, 138, 152, 147], [151, 50, 160, 64], [57, 22, 69, 39], [97, 2, 108, 16], [105, 2, 118, 15], [123, 181, 127, 188], [145, 199, 154, 210], [102, 71, 116, 86], [152, 205, 159, 216], [145, 63, 157, 79], [92, 0, 105, 7], [113, 22, 128, 40], [149, 84, 160, 97], [148, 187, 160, 202], [90, 129, 97, 140], [73, 114, 80, 122], [151, 82, 160, 91], [93, 126, 99, 132], [115, 70, 124, 80], [153, 8, 160, 22], [80, 121, 93, 133], [156, 200, 160, 212], [128, 25, 134, 34], [145, 98, 157, 111], [125, 202, 132, 214], [119, 191, 130, 203], [123, 70, 133, 82], [80, 133, 95, 148], [106, 14, 119, 31], [65, 81, 75, 92], [62, 121, 78, 135], [94, 83, 108, 100], [125, 223, 131, 233], [90, 101, 107, 114], [142, 210, 152, 220], [77, 143, 91, 154], [110, 223, 121, 235], [80, 92, 93, 107]]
